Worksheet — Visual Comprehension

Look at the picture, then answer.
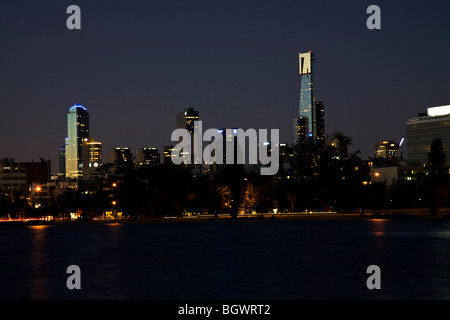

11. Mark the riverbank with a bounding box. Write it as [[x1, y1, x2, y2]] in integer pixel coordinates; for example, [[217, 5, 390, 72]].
[[2, 208, 450, 226]]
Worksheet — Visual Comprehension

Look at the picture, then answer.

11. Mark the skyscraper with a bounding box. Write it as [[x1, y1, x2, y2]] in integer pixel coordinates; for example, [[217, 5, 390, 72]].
[[375, 140, 400, 161], [294, 51, 325, 147], [298, 51, 315, 129], [58, 145, 66, 175], [135, 148, 160, 166], [163, 145, 175, 165], [109, 147, 132, 165], [82, 137, 102, 179], [65, 105, 89, 179], [177, 107, 199, 134], [177, 107, 200, 165]]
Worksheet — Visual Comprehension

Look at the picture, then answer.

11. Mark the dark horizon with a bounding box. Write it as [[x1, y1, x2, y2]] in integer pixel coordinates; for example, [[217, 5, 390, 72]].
[[1, 0, 449, 172]]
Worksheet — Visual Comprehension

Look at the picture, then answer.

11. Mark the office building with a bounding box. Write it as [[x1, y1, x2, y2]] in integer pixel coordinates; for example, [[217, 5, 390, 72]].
[[375, 140, 400, 161], [65, 105, 89, 179], [177, 107, 199, 134], [315, 101, 325, 148], [59, 145, 66, 175], [109, 147, 132, 165], [407, 105, 450, 166], [82, 138, 102, 179], [135, 148, 160, 166], [0, 158, 50, 198], [177, 108, 200, 164], [163, 145, 175, 165], [292, 116, 308, 146]]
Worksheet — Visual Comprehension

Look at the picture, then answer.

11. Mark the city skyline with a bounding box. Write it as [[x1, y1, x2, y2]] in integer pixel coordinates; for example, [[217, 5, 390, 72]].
[[1, 1, 449, 170]]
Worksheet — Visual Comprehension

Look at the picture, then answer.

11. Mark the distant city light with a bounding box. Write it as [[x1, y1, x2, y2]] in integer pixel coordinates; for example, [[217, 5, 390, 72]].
[[399, 138, 405, 146]]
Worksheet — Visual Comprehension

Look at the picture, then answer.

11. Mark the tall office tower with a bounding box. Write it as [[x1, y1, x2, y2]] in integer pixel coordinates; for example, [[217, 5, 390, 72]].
[[109, 147, 132, 165], [135, 148, 160, 166], [163, 145, 175, 165], [375, 140, 400, 161], [82, 138, 102, 178], [177, 107, 199, 134], [65, 105, 89, 179], [315, 101, 325, 148], [292, 116, 308, 146], [295, 51, 325, 147], [59, 145, 66, 175], [177, 107, 200, 164], [407, 105, 450, 166]]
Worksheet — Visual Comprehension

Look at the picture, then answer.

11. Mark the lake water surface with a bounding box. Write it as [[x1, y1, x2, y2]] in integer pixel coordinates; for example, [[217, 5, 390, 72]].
[[1, 218, 450, 300]]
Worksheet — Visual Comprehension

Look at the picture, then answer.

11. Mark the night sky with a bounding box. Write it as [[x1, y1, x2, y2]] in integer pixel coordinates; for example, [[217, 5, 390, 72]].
[[1, 0, 449, 172]]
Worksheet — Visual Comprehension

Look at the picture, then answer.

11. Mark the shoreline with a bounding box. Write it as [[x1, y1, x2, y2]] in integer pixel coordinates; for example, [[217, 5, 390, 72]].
[[2, 210, 450, 226]]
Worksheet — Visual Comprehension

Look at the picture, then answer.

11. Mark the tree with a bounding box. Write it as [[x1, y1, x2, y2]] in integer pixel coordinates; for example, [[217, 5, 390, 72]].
[[425, 138, 450, 215], [0, 189, 11, 218], [240, 181, 259, 214]]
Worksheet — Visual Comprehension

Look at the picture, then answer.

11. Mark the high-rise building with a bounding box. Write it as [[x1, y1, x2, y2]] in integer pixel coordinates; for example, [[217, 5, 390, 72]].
[[58, 145, 66, 175], [375, 140, 400, 161], [109, 147, 132, 165], [82, 138, 102, 178], [65, 105, 89, 179], [177, 107, 200, 164], [135, 148, 160, 166], [294, 51, 325, 147], [163, 145, 175, 165], [315, 101, 325, 148], [177, 107, 199, 134], [407, 105, 450, 166], [292, 116, 308, 146]]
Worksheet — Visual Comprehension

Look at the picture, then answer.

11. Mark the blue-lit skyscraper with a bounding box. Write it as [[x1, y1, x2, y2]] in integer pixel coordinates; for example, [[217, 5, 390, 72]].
[[65, 105, 89, 179], [293, 51, 325, 148], [298, 51, 315, 131]]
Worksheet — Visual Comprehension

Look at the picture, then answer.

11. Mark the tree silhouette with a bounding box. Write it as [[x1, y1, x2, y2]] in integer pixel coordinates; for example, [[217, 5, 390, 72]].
[[425, 138, 450, 215]]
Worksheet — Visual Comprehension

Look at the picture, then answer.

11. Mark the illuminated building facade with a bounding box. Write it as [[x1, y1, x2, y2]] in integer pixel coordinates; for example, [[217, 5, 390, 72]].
[[407, 105, 450, 166], [292, 116, 308, 146], [177, 107, 200, 165], [0, 158, 50, 198], [163, 145, 175, 165], [66, 105, 89, 179], [135, 148, 160, 166], [294, 52, 325, 147], [375, 140, 400, 161], [177, 107, 199, 134], [82, 138, 102, 179], [59, 145, 66, 175], [109, 147, 132, 165]]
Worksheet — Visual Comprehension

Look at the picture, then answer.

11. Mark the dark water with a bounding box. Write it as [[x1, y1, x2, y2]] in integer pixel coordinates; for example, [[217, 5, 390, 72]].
[[1, 218, 450, 300]]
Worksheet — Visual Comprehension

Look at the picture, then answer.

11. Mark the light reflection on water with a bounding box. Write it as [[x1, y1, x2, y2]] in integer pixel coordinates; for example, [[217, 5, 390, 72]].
[[1, 219, 450, 299], [28, 225, 50, 299]]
